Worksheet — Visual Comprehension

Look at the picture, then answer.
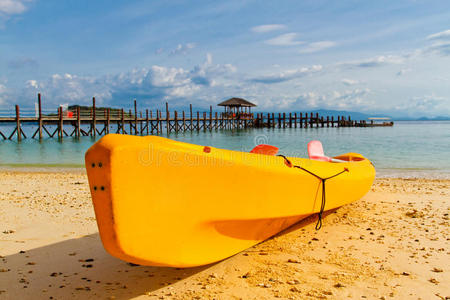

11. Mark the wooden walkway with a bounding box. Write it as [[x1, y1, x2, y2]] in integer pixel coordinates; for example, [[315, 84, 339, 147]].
[[0, 94, 393, 141]]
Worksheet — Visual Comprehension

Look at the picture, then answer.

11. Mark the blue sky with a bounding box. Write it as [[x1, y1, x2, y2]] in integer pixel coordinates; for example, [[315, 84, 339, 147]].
[[1, 0, 450, 117]]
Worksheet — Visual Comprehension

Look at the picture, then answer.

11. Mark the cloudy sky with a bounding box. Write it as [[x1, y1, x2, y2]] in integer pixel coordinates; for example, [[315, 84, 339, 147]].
[[1, 0, 450, 117]]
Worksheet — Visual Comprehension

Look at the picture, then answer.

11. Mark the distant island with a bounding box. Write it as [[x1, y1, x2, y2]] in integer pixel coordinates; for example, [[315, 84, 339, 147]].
[[279, 109, 450, 122]]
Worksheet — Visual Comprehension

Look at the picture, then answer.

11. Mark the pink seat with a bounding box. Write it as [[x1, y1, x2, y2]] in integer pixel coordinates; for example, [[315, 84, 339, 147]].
[[250, 144, 279, 156], [307, 140, 332, 162]]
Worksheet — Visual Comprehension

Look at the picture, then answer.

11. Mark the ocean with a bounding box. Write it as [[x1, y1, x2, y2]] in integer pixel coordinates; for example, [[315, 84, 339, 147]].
[[0, 121, 449, 178]]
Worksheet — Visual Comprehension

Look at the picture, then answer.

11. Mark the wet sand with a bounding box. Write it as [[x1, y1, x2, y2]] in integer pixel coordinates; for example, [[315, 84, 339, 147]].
[[0, 171, 448, 299]]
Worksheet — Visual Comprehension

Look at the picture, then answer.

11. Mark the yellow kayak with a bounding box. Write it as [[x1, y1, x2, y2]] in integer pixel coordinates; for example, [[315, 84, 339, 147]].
[[85, 134, 375, 267]]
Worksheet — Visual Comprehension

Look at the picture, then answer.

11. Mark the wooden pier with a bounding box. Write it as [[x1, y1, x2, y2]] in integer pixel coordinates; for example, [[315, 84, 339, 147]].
[[0, 94, 393, 141]]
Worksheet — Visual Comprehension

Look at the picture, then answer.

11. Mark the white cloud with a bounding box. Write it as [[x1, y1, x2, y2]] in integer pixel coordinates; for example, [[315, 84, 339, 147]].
[[427, 29, 450, 41], [0, 0, 32, 28], [108, 55, 237, 103], [295, 88, 371, 110], [341, 78, 359, 86], [331, 88, 371, 109], [44, 73, 111, 105], [401, 29, 450, 56], [13, 54, 238, 108], [26, 79, 38, 88], [169, 43, 196, 55], [265, 33, 304, 46], [423, 29, 450, 56], [154, 43, 196, 56], [341, 55, 405, 68], [250, 65, 322, 84], [299, 41, 336, 54], [426, 41, 450, 56], [205, 52, 212, 65], [294, 92, 324, 108], [251, 24, 286, 33], [0, 0, 29, 14], [146, 66, 190, 87], [395, 94, 450, 117]]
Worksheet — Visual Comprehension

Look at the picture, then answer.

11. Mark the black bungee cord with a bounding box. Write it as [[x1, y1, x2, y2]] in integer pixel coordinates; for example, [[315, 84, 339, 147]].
[[277, 154, 349, 230]]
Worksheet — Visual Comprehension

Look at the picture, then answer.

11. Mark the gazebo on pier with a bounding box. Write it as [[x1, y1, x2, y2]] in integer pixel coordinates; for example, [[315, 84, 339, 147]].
[[217, 97, 256, 119]]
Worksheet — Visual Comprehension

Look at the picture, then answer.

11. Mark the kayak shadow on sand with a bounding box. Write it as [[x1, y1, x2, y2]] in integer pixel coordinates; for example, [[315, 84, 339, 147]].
[[2, 233, 212, 300], [2, 210, 337, 300], [269, 209, 338, 239]]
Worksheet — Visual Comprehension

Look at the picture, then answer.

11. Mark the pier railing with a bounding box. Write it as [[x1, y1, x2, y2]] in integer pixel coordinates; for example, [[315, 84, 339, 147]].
[[0, 94, 392, 141]]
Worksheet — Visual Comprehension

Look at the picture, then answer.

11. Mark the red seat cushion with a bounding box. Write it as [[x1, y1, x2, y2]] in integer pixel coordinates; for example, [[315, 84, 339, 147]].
[[250, 144, 279, 155]]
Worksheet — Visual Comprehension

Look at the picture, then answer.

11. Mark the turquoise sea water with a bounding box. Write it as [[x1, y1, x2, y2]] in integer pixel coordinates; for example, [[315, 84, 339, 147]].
[[0, 121, 449, 178]]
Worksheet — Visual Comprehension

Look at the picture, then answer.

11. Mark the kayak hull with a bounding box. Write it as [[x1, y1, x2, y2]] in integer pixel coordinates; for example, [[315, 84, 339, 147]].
[[85, 134, 375, 267]]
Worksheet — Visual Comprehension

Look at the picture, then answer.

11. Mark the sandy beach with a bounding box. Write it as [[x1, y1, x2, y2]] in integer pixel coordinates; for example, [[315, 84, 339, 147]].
[[0, 170, 448, 299]]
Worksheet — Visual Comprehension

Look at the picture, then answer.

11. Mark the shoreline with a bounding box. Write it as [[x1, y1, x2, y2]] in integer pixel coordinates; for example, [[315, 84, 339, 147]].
[[1, 165, 449, 179], [0, 172, 449, 299]]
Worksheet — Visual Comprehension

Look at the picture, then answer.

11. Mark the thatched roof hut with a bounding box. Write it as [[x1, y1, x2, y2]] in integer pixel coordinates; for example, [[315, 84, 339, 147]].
[[217, 98, 256, 116], [217, 97, 256, 108]]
